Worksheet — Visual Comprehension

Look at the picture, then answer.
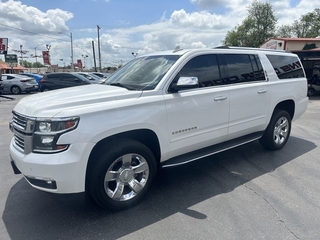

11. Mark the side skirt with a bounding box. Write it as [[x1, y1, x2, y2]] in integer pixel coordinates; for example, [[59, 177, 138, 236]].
[[161, 132, 263, 168]]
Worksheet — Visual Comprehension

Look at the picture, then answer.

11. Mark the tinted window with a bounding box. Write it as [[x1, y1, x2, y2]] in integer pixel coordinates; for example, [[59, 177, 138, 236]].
[[267, 55, 305, 79], [176, 54, 222, 87], [224, 54, 259, 83], [250, 55, 265, 81]]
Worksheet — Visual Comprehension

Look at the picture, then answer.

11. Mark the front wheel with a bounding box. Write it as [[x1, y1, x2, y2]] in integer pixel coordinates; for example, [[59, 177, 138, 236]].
[[88, 139, 157, 210], [259, 110, 291, 150], [11, 86, 21, 94]]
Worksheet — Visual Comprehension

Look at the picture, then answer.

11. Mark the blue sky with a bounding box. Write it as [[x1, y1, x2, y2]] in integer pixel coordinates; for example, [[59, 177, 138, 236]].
[[0, 0, 319, 69]]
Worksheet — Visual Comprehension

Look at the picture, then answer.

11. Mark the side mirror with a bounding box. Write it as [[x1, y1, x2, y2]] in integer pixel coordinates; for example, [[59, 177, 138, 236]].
[[171, 76, 199, 92]]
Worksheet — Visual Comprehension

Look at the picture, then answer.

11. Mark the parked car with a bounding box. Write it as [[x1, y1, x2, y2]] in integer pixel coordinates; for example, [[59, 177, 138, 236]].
[[0, 79, 3, 94], [77, 72, 107, 84], [307, 74, 320, 96], [2, 74, 38, 94], [39, 72, 93, 92], [91, 72, 111, 78], [19, 73, 43, 87]]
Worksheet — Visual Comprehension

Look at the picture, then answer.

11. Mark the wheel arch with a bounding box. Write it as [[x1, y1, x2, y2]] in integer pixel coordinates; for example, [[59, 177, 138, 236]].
[[85, 129, 161, 190], [273, 99, 295, 120]]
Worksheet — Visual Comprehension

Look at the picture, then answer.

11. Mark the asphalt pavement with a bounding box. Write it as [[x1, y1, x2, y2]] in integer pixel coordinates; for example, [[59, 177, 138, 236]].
[[1, 93, 320, 240]]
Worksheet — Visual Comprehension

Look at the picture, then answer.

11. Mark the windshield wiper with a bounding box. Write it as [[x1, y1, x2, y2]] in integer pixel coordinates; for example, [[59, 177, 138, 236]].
[[108, 82, 137, 90]]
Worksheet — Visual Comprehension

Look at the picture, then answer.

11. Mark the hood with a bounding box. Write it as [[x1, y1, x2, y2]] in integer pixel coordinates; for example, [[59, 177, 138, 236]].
[[13, 84, 142, 117]]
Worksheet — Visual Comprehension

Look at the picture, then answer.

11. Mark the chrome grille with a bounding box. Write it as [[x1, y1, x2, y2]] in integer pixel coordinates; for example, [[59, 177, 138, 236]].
[[14, 134, 24, 150], [11, 111, 35, 153], [13, 112, 27, 131]]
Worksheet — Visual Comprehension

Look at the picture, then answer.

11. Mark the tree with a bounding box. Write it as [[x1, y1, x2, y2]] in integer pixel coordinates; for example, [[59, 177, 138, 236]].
[[276, 8, 320, 38], [292, 8, 320, 38], [223, 0, 277, 47]]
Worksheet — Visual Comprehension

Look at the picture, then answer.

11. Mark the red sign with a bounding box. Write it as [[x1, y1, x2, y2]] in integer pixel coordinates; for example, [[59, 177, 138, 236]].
[[77, 59, 82, 69], [42, 51, 51, 65], [0, 38, 8, 54]]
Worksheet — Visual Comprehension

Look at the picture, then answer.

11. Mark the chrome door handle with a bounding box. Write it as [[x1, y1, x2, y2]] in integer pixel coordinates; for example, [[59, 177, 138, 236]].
[[214, 96, 227, 101], [258, 89, 267, 94]]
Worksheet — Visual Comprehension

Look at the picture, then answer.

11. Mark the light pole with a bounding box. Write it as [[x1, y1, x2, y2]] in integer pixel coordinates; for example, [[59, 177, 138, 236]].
[[59, 32, 74, 71], [46, 44, 51, 72], [97, 25, 102, 72], [82, 54, 88, 71], [34, 43, 43, 73]]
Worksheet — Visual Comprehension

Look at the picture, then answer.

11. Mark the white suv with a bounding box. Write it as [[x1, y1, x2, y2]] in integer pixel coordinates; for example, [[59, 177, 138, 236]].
[[9, 47, 308, 210]]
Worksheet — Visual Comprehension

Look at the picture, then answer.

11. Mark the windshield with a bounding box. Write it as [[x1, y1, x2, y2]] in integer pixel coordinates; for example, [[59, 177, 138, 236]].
[[105, 55, 180, 90]]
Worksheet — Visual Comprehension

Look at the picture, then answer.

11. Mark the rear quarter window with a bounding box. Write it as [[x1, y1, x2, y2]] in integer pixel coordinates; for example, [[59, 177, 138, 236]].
[[266, 55, 305, 79]]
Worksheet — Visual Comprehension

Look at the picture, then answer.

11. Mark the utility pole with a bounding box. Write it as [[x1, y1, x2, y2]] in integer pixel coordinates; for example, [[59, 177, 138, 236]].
[[97, 25, 102, 72], [70, 32, 74, 71], [13, 45, 28, 72], [92, 40, 97, 72]]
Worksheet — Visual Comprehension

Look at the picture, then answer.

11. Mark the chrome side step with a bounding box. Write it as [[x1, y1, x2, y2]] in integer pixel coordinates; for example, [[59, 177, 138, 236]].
[[161, 132, 263, 168]]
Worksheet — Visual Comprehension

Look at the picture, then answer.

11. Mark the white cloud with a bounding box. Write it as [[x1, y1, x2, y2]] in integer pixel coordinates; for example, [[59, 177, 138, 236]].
[[1, 0, 320, 68]]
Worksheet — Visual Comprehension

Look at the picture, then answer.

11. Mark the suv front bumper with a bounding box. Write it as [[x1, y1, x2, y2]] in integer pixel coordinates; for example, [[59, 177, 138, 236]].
[[9, 138, 95, 193]]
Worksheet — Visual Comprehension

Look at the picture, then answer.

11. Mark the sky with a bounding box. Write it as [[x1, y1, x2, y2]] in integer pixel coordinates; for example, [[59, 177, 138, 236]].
[[0, 0, 319, 69]]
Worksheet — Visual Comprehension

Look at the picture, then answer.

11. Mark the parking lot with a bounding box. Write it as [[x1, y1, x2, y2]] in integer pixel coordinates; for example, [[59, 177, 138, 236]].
[[1, 93, 320, 240]]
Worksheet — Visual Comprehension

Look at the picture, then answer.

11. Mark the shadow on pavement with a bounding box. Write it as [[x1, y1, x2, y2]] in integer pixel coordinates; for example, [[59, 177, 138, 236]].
[[2, 136, 316, 240]]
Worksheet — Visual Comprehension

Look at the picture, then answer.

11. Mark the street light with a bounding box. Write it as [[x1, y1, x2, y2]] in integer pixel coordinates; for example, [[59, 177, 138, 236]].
[[34, 43, 43, 73], [46, 44, 51, 72], [132, 52, 138, 58], [82, 54, 88, 70], [59, 32, 74, 71]]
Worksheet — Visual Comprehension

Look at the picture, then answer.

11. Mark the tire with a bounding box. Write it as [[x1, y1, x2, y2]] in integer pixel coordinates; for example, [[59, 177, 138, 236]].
[[259, 110, 291, 150], [88, 139, 157, 210], [308, 88, 315, 96], [11, 86, 21, 94], [41, 87, 50, 92]]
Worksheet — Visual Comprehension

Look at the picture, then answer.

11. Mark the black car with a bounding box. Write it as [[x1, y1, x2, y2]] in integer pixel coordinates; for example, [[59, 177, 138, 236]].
[[39, 72, 93, 92]]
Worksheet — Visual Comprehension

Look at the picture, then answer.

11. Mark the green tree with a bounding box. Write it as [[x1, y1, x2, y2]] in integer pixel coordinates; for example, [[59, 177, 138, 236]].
[[292, 8, 320, 37], [276, 8, 320, 38], [223, 0, 277, 47]]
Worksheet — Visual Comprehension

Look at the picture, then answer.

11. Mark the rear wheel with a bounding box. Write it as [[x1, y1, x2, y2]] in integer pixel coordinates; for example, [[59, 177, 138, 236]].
[[88, 139, 157, 210], [308, 88, 315, 96], [259, 110, 291, 150], [11, 86, 21, 94]]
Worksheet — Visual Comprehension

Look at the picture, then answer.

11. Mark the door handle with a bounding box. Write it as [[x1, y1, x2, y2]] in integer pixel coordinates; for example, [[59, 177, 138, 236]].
[[258, 89, 267, 94], [214, 96, 227, 101]]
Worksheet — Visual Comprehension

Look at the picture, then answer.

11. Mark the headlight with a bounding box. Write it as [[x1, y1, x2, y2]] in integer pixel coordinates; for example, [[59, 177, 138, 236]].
[[33, 117, 79, 153]]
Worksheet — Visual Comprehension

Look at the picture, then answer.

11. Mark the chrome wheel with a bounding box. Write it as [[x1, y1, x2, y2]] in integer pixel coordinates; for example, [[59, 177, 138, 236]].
[[273, 117, 289, 145], [104, 153, 150, 201]]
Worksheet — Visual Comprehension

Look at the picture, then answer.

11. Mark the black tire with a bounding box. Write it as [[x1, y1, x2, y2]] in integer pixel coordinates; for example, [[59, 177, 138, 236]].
[[308, 88, 315, 96], [40, 87, 50, 92], [259, 109, 291, 150], [11, 85, 21, 94], [88, 139, 157, 210]]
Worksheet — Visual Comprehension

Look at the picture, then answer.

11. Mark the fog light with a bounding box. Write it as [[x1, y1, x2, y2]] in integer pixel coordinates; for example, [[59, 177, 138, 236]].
[[41, 136, 54, 144]]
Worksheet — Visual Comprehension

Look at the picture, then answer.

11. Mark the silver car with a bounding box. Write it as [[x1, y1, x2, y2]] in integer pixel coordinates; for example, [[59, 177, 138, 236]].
[[2, 74, 39, 94], [76, 72, 107, 84]]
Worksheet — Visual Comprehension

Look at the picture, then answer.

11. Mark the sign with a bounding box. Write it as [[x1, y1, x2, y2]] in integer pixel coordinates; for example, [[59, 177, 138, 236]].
[[77, 59, 82, 69], [266, 41, 277, 50], [5, 54, 18, 63], [42, 51, 51, 65], [0, 38, 8, 54]]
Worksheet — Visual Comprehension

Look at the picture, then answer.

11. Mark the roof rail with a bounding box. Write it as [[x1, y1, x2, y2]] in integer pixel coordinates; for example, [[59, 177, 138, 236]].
[[214, 46, 291, 53]]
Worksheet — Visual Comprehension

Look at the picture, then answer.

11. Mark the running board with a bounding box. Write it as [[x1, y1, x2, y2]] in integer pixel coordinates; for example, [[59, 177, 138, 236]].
[[161, 132, 263, 168]]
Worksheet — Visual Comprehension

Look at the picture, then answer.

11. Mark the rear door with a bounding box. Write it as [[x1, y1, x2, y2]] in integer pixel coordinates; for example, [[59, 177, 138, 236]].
[[222, 53, 269, 140]]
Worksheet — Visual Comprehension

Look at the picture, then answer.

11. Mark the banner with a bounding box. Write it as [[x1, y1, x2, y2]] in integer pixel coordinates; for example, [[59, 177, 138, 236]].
[[0, 38, 8, 54], [77, 59, 82, 69], [42, 51, 51, 65]]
